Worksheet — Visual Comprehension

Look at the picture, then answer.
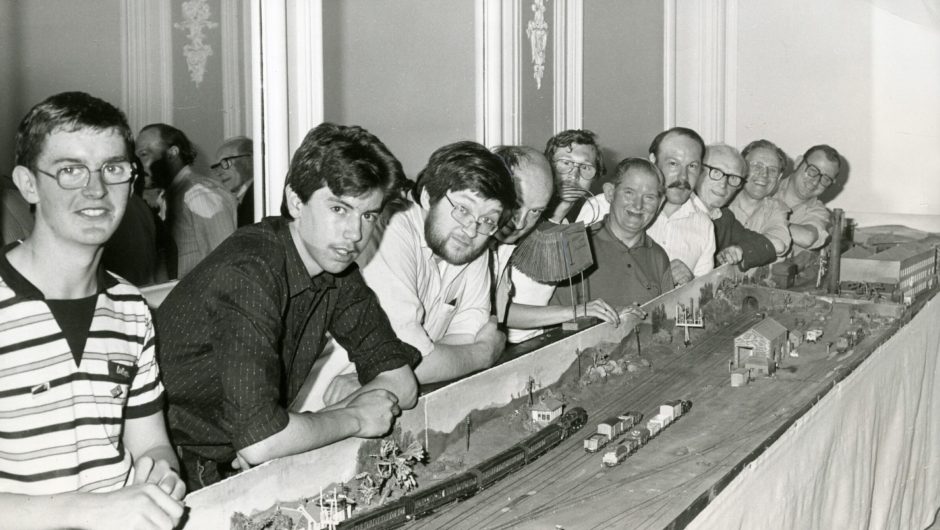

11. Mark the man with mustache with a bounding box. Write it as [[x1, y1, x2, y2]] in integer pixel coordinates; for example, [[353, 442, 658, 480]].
[[156, 123, 422, 490], [577, 127, 716, 285], [550, 158, 674, 312]]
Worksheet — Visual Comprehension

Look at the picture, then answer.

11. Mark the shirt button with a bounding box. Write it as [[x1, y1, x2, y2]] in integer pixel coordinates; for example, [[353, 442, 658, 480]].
[[627, 263, 632, 268]]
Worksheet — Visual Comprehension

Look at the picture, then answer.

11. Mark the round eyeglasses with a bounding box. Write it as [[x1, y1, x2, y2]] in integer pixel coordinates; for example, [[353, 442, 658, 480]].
[[803, 162, 833, 188], [34, 162, 135, 190], [702, 163, 745, 188], [747, 161, 781, 178], [444, 194, 499, 236], [553, 158, 597, 180]]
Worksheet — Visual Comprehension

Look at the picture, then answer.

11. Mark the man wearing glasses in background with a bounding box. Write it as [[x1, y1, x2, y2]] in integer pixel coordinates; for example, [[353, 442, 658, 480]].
[[774, 144, 840, 259], [0, 92, 184, 529], [728, 139, 793, 258], [326, 141, 517, 391], [545, 129, 606, 224], [211, 136, 254, 226]]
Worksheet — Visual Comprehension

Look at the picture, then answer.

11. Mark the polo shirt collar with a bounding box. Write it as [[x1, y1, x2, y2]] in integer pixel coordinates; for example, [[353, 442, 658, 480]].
[[272, 216, 336, 296], [597, 217, 653, 251], [0, 241, 118, 300]]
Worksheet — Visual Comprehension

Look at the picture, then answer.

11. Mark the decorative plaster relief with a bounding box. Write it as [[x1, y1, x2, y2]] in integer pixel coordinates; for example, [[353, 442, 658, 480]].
[[526, 0, 548, 89], [174, 0, 219, 86]]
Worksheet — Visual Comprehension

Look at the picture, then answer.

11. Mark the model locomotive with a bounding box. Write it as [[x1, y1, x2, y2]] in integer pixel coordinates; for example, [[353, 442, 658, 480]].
[[336, 406, 588, 529]]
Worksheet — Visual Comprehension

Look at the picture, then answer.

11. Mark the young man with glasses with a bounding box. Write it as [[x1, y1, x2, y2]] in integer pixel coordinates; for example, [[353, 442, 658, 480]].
[[728, 139, 792, 257], [338, 141, 517, 386], [773, 144, 840, 258], [0, 92, 185, 529]]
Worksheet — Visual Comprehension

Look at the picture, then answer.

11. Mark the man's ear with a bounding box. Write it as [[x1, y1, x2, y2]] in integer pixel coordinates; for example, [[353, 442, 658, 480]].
[[793, 155, 803, 170], [603, 182, 615, 203], [648, 152, 657, 165], [11, 165, 39, 204], [419, 188, 432, 210], [167, 145, 180, 160], [284, 184, 304, 218]]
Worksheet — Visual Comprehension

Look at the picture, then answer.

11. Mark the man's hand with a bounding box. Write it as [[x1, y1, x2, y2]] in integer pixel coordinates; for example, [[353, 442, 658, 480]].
[[79, 483, 185, 530], [620, 302, 648, 321], [716, 245, 744, 266], [323, 373, 362, 407], [133, 456, 185, 501], [556, 182, 586, 204], [346, 389, 401, 438], [474, 316, 506, 369], [577, 298, 621, 326], [669, 259, 694, 286]]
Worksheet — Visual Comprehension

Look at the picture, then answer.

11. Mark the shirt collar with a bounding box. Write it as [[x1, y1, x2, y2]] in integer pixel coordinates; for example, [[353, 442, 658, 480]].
[[0, 241, 118, 300], [273, 216, 336, 297]]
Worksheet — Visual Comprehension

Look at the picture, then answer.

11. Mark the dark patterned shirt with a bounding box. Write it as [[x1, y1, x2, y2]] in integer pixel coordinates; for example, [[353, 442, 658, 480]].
[[156, 217, 421, 462]]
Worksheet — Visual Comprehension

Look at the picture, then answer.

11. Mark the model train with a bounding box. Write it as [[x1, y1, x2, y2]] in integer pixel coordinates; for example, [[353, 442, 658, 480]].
[[336, 406, 588, 529], [591, 400, 692, 467]]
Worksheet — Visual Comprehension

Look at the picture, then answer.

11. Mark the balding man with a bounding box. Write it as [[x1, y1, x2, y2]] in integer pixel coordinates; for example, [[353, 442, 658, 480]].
[[694, 144, 777, 270], [211, 137, 254, 226]]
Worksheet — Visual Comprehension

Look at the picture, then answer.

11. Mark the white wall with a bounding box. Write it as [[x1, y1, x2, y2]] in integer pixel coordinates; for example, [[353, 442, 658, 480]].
[[678, 0, 940, 232]]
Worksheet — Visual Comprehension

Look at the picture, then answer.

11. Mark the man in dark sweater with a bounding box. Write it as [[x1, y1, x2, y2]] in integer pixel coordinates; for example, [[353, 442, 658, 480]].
[[157, 123, 421, 490]]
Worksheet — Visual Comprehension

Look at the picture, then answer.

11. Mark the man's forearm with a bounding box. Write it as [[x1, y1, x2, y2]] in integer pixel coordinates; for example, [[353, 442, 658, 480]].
[[413, 341, 489, 384], [506, 303, 576, 329], [237, 409, 361, 465], [0, 492, 79, 530], [789, 222, 820, 248], [331, 365, 418, 411]]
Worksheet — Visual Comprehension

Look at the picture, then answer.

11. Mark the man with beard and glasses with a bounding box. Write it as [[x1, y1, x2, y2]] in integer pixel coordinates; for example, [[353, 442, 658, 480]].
[[551, 158, 673, 312], [136, 124, 237, 279], [578, 127, 715, 286], [328, 141, 517, 389], [156, 123, 421, 490]]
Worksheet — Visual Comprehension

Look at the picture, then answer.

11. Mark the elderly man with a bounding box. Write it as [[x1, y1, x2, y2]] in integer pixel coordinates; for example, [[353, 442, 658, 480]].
[[578, 127, 715, 285], [728, 139, 792, 257], [157, 123, 421, 490], [211, 136, 254, 226], [1, 92, 184, 529], [694, 144, 777, 270], [551, 158, 673, 311], [774, 144, 839, 259], [136, 124, 237, 278], [490, 146, 620, 343]]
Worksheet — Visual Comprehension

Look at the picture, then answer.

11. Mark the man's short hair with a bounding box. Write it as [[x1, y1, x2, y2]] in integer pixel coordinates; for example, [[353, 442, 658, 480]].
[[220, 136, 253, 157], [543, 129, 606, 179], [610, 157, 665, 196], [741, 139, 788, 170], [15, 91, 134, 170], [412, 141, 517, 225], [492, 145, 542, 172], [802, 144, 842, 175], [280, 122, 407, 219], [140, 123, 198, 166], [648, 127, 706, 161]]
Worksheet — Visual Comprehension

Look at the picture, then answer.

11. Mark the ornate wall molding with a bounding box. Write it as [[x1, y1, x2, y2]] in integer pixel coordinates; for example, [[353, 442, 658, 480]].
[[174, 0, 218, 87], [526, 0, 548, 90], [121, 0, 173, 130], [477, 0, 521, 146], [553, 0, 583, 133]]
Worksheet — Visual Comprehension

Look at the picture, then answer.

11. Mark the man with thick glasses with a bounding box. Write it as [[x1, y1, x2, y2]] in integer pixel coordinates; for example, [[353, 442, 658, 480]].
[[694, 144, 778, 271], [211, 136, 254, 226], [348, 141, 517, 386], [544, 129, 606, 224], [774, 144, 840, 258], [136, 123, 237, 279], [0, 92, 184, 529], [728, 139, 792, 257]]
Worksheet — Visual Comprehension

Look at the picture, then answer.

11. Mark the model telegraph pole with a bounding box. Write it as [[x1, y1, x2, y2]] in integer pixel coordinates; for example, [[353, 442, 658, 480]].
[[675, 298, 703, 346]]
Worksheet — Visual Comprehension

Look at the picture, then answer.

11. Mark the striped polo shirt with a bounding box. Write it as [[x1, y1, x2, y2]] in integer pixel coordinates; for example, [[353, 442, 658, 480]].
[[0, 245, 165, 495]]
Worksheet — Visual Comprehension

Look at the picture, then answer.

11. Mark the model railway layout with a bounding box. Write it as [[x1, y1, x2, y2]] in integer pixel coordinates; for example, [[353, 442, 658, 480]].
[[583, 400, 693, 467], [334, 407, 588, 529]]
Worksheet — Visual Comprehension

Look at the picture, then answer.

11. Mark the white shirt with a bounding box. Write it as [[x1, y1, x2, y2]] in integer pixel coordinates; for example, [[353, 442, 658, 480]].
[[578, 193, 715, 277], [491, 243, 556, 343], [362, 201, 491, 356]]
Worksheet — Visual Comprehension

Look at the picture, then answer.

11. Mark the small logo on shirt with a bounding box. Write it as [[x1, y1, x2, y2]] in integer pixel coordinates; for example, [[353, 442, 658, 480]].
[[108, 361, 136, 383], [111, 385, 124, 399]]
